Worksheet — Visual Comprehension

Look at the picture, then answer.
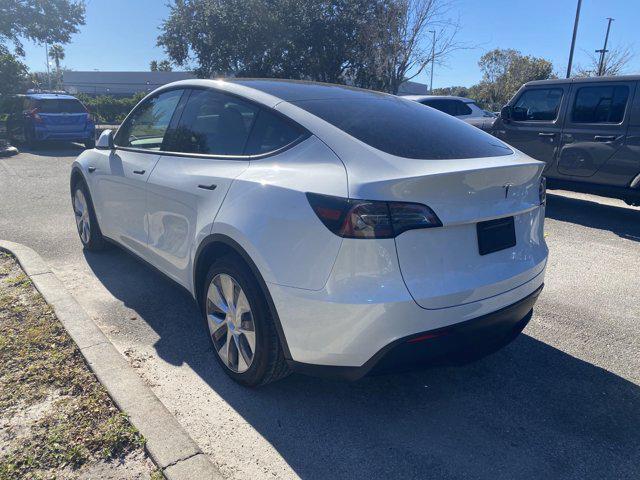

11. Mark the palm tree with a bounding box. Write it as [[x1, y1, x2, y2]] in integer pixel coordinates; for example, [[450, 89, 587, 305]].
[[48, 44, 65, 88]]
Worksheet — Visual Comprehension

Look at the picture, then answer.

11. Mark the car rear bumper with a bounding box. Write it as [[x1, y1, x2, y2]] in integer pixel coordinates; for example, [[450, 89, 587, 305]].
[[35, 127, 95, 142], [267, 235, 547, 370], [288, 284, 542, 380]]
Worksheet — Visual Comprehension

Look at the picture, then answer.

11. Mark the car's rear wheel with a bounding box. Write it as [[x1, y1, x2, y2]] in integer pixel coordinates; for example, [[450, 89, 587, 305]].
[[202, 256, 290, 387], [72, 180, 107, 251]]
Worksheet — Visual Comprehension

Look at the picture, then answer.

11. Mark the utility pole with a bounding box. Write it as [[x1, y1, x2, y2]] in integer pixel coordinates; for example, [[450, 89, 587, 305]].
[[429, 30, 436, 93], [596, 17, 614, 76], [566, 0, 582, 78]]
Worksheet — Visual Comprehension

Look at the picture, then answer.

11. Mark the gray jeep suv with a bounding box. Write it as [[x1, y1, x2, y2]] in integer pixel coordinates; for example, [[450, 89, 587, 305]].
[[494, 76, 640, 205]]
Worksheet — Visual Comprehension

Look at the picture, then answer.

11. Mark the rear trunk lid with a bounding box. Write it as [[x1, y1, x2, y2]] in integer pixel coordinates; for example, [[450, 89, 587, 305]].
[[35, 98, 90, 132], [345, 151, 547, 310]]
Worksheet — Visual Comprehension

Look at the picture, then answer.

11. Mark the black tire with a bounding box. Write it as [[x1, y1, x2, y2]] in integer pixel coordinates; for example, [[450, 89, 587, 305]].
[[201, 255, 290, 387], [84, 138, 96, 149], [71, 179, 107, 251]]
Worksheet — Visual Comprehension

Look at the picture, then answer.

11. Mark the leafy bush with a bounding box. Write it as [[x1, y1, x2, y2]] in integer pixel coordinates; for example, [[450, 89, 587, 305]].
[[77, 93, 146, 124]]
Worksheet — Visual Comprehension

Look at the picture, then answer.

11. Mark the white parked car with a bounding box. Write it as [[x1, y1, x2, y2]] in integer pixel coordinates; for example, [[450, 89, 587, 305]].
[[71, 79, 548, 386], [403, 95, 498, 131]]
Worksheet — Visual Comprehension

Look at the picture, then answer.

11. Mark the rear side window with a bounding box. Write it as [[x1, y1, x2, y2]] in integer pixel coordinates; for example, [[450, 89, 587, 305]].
[[167, 89, 258, 155], [513, 88, 564, 121], [35, 99, 86, 113], [114, 89, 183, 150], [423, 99, 472, 116], [571, 85, 629, 123], [244, 109, 306, 155], [293, 97, 512, 159]]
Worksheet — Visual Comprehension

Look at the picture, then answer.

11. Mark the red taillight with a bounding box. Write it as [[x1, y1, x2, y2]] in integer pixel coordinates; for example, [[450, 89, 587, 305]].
[[306, 192, 442, 239], [28, 108, 43, 123]]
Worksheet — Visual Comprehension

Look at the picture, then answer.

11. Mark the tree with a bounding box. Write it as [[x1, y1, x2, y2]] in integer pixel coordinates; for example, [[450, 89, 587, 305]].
[[157, 0, 461, 93], [0, 45, 28, 96], [48, 44, 65, 87], [150, 59, 173, 72], [472, 48, 554, 110], [0, 0, 85, 55], [431, 85, 469, 97], [574, 45, 635, 77], [353, 0, 463, 94]]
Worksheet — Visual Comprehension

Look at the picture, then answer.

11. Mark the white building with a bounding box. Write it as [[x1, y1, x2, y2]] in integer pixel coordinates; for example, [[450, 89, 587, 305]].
[[63, 71, 428, 96]]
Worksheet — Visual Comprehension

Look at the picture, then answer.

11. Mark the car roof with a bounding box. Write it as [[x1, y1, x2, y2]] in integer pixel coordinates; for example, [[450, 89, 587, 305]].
[[158, 78, 393, 105], [525, 75, 640, 87], [26, 93, 79, 100], [226, 78, 393, 102], [402, 95, 476, 103]]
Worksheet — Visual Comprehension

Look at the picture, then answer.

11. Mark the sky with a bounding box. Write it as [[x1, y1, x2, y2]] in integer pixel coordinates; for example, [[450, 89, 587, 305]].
[[20, 0, 640, 89]]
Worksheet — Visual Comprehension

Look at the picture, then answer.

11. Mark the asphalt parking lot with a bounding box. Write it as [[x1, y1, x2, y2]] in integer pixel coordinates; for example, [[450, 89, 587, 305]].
[[1, 143, 639, 480]]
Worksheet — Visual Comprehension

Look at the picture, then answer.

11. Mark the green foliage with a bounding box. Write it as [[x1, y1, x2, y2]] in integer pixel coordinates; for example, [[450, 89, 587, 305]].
[[158, 0, 453, 93], [0, 45, 28, 96], [150, 59, 173, 71], [77, 93, 146, 124], [470, 48, 555, 111], [0, 0, 85, 56], [431, 86, 471, 97]]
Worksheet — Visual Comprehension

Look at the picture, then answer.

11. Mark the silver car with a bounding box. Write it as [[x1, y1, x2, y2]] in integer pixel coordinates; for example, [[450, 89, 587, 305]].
[[404, 95, 497, 131]]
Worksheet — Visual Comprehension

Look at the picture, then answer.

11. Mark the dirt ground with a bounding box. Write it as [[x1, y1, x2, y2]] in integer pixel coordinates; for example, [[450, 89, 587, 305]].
[[0, 253, 162, 480]]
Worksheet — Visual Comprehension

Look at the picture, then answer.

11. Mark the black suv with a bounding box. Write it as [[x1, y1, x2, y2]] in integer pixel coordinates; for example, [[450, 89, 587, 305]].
[[494, 76, 640, 205]]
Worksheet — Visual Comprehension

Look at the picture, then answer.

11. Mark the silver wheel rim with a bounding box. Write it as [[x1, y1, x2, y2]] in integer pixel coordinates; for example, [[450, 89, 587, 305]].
[[206, 273, 256, 373], [73, 189, 91, 244]]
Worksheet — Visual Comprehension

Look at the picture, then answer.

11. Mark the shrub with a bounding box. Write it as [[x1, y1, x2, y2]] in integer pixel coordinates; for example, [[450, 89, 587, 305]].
[[77, 93, 146, 124]]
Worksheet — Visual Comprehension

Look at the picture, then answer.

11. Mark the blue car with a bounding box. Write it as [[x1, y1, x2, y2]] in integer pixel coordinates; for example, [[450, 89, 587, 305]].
[[6, 93, 96, 149]]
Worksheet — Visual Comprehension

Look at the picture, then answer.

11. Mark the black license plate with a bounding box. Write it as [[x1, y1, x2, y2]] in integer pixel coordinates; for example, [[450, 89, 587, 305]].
[[477, 216, 516, 255]]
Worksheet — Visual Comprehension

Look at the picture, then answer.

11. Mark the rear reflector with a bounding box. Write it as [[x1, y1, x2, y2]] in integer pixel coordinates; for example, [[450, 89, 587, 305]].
[[406, 331, 448, 344]]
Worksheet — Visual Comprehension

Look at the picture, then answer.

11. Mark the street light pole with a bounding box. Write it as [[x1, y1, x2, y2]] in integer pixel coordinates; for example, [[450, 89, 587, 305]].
[[566, 0, 582, 78], [596, 17, 614, 76], [429, 30, 436, 93]]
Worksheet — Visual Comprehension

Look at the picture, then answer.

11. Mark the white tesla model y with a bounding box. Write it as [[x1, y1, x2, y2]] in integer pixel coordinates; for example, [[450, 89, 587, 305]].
[[70, 79, 548, 386]]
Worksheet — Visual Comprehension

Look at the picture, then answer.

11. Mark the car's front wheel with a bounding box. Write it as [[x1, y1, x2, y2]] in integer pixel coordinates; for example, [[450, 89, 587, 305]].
[[72, 180, 107, 251], [202, 255, 290, 387]]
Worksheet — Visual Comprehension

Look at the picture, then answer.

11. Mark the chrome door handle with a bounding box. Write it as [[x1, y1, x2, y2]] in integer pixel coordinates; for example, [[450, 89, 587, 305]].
[[538, 132, 556, 137], [88, 166, 96, 173], [594, 135, 616, 142], [198, 184, 217, 190], [133, 169, 146, 175]]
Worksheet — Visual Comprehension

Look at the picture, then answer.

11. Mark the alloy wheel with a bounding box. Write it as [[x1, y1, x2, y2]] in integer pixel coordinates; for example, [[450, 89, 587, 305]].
[[206, 273, 256, 373], [73, 189, 91, 244]]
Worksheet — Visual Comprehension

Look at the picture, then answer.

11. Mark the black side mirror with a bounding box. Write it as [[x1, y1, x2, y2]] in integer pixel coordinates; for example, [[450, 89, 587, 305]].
[[500, 106, 511, 121]]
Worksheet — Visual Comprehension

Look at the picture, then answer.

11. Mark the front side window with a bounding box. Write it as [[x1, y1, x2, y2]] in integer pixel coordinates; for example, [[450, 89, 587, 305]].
[[294, 97, 512, 160], [571, 85, 629, 124], [166, 89, 258, 155], [114, 89, 183, 150], [513, 88, 564, 121]]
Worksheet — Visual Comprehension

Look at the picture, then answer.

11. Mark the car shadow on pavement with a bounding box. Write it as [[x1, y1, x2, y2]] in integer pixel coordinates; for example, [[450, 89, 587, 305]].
[[83, 248, 640, 480], [15, 141, 86, 157], [545, 192, 640, 242]]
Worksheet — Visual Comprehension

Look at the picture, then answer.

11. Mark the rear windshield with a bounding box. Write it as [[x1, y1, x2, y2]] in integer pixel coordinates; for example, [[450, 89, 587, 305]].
[[292, 97, 512, 159], [35, 99, 86, 114]]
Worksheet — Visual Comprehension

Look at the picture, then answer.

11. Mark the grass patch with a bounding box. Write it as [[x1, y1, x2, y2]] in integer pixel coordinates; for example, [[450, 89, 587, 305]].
[[0, 254, 152, 479]]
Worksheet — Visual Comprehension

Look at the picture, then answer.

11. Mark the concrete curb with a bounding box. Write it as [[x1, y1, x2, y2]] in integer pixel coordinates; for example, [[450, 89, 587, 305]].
[[0, 240, 222, 480]]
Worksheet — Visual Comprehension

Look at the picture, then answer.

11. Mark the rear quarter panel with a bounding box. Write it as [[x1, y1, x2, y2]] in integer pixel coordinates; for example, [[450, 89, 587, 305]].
[[212, 136, 348, 291]]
